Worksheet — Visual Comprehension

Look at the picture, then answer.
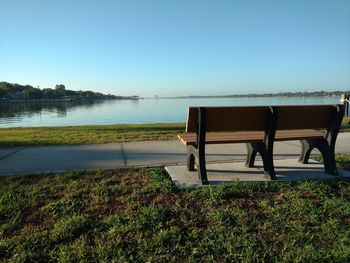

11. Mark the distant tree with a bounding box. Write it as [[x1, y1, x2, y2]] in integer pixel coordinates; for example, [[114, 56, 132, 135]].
[[23, 87, 42, 99], [0, 88, 7, 98], [54, 84, 66, 98], [42, 88, 58, 99], [0, 82, 11, 98], [65, 89, 76, 96], [55, 84, 65, 92], [0, 81, 133, 101]]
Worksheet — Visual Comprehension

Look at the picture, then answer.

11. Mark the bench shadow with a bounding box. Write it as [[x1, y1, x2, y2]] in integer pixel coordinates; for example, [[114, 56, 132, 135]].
[[206, 169, 264, 175]]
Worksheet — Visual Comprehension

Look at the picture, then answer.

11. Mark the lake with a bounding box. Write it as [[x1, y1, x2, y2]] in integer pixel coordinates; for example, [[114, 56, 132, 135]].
[[0, 96, 343, 128]]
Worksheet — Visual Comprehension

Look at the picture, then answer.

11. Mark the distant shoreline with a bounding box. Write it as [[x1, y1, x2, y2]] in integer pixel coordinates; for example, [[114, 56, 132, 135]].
[[0, 81, 141, 102], [1, 93, 345, 102], [0, 97, 139, 103], [161, 91, 348, 99]]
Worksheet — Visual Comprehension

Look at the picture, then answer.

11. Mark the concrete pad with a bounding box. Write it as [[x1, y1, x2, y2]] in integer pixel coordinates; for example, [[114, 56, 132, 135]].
[[166, 158, 350, 187], [0, 143, 125, 176], [0, 147, 24, 160]]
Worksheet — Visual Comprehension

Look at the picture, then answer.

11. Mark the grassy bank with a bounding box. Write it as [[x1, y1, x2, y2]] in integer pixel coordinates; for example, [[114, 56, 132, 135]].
[[0, 123, 185, 147], [0, 117, 349, 147], [1, 168, 350, 262]]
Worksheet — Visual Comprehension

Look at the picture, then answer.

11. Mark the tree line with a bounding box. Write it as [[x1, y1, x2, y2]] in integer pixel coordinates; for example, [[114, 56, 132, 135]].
[[0, 82, 132, 101], [171, 90, 349, 99]]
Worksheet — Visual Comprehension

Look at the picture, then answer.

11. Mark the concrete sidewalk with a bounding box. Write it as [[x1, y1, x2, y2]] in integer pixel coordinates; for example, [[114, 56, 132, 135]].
[[0, 132, 349, 176]]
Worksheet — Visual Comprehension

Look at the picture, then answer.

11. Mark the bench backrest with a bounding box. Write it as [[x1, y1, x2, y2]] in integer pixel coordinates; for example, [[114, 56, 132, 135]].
[[186, 105, 342, 133], [276, 105, 335, 130], [186, 106, 270, 132]]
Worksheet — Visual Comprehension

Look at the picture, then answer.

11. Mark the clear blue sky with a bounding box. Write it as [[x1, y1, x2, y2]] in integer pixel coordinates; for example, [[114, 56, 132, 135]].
[[1, 0, 349, 97]]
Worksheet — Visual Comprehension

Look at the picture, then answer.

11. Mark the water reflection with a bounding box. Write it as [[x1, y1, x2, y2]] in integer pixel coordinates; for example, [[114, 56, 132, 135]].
[[0, 100, 105, 119], [0, 96, 342, 128]]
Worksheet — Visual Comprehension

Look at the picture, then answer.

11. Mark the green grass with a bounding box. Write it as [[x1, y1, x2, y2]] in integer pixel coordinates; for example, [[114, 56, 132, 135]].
[[341, 116, 350, 132], [0, 117, 348, 147], [0, 123, 185, 147], [1, 168, 350, 262], [313, 153, 350, 171], [334, 153, 350, 170]]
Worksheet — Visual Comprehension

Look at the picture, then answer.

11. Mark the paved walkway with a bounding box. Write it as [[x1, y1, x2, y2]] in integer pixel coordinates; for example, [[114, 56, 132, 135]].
[[0, 132, 349, 176]]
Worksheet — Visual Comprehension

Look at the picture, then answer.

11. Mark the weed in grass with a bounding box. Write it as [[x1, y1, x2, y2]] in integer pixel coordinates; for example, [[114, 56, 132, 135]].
[[131, 205, 169, 231], [144, 168, 176, 194], [53, 234, 93, 263], [51, 214, 91, 242]]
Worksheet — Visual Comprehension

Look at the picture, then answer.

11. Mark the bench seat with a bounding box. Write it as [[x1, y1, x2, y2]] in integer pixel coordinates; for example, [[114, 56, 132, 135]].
[[178, 129, 324, 146]]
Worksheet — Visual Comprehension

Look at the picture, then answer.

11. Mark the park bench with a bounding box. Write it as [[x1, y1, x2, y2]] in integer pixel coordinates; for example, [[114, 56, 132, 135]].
[[178, 105, 344, 185]]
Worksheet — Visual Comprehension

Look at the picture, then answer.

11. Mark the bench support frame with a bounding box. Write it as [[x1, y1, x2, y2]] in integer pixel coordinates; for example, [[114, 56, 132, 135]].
[[298, 105, 344, 175], [245, 107, 278, 180], [186, 106, 278, 184], [185, 104, 344, 185], [187, 107, 208, 184]]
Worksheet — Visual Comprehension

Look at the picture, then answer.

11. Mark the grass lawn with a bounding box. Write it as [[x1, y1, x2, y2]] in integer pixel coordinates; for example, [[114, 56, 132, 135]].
[[0, 117, 348, 147], [341, 116, 350, 132], [1, 167, 350, 262], [0, 123, 185, 147]]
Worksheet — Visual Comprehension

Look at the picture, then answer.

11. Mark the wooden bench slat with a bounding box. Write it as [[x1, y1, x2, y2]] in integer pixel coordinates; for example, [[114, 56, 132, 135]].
[[277, 118, 330, 130], [275, 130, 324, 140], [186, 105, 336, 132], [204, 120, 267, 132], [186, 106, 268, 132], [178, 129, 324, 145], [277, 105, 332, 129]]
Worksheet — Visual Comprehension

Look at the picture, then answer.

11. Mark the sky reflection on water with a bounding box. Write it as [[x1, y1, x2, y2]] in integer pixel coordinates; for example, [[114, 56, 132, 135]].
[[0, 96, 342, 128]]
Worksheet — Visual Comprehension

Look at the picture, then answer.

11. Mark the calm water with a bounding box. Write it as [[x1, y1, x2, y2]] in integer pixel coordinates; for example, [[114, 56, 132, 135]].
[[0, 97, 342, 128]]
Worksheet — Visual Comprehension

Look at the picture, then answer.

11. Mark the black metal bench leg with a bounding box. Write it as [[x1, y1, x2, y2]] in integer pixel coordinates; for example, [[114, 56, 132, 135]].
[[245, 143, 257, 168], [298, 140, 314, 164], [316, 142, 338, 175], [196, 107, 209, 185], [319, 104, 344, 175], [260, 149, 276, 180], [186, 147, 196, 171], [197, 149, 208, 185], [249, 142, 276, 180], [298, 139, 338, 175], [186, 145, 208, 184]]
